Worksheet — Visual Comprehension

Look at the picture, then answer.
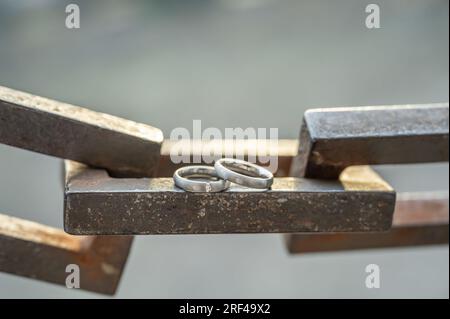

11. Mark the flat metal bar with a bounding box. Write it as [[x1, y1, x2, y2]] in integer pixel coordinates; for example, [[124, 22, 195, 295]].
[[157, 139, 297, 177], [286, 192, 449, 254], [0, 213, 132, 295], [289, 104, 449, 178], [0, 85, 163, 177], [64, 161, 395, 235]]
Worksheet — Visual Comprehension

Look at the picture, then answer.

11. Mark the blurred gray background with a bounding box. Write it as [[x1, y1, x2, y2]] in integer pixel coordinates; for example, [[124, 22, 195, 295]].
[[0, 0, 448, 298]]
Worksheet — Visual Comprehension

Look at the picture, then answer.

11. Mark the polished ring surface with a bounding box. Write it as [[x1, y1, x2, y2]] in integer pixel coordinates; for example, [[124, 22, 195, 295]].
[[214, 158, 274, 189], [173, 166, 230, 192]]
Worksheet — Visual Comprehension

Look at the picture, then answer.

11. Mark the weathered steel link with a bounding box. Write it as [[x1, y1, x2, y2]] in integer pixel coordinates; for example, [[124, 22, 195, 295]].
[[290, 104, 449, 179], [64, 161, 395, 235], [1, 91, 448, 292], [0, 214, 132, 295], [0, 85, 163, 177], [286, 192, 449, 253]]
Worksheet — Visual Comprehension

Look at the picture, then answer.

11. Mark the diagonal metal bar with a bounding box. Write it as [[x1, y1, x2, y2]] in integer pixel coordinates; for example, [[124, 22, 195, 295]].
[[286, 192, 449, 253], [0, 213, 133, 295], [64, 160, 395, 235], [0, 86, 167, 293], [0, 85, 163, 177], [289, 104, 449, 179]]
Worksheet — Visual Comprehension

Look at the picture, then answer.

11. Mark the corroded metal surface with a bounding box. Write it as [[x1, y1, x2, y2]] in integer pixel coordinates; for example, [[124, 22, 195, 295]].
[[0, 85, 163, 177], [0, 84, 151, 294], [286, 192, 449, 253], [64, 161, 395, 235], [290, 104, 449, 178], [0, 214, 133, 295]]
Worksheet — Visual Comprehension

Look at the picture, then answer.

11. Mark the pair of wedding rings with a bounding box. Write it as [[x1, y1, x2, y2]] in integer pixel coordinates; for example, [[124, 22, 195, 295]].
[[173, 158, 274, 192]]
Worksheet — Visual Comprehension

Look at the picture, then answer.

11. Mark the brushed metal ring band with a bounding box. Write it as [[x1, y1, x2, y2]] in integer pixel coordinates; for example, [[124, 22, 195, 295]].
[[214, 158, 274, 189], [173, 165, 230, 192]]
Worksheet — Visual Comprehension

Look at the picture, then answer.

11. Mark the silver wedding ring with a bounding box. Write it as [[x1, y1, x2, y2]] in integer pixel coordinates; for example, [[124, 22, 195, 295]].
[[214, 158, 274, 189], [173, 165, 230, 192], [173, 159, 274, 192]]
